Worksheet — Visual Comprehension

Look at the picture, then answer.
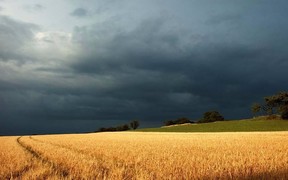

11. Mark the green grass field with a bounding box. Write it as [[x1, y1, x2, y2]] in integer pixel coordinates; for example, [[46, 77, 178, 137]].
[[138, 118, 288, 132]]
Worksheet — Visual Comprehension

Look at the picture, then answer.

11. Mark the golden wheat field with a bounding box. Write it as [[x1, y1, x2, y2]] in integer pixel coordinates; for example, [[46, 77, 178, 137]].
[[1, 132, 288, 179]]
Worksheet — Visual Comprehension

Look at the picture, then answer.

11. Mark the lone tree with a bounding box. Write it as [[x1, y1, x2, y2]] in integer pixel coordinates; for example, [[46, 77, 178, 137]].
[[251, 103, 261, 117], [130, 120, 140, 130], [264, 92, 288, 119], [261, 104, 273, 116], [199, 111, 224, 123]]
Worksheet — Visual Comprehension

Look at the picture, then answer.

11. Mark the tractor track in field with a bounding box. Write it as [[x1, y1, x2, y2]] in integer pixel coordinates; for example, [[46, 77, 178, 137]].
[[16, 136, 70, 178], [4, 137, 35, 179], [29, 136, 138, 173], [4, 160, 31, 180], [29, 136, 86, 154], [27, 136, 113, 179], [29, 136, 106, 160]]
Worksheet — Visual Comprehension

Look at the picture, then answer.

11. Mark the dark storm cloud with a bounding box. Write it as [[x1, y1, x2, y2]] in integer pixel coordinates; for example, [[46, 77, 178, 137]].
[[68, 15, 288, 124], [70, 8, 88, 17], [3, 15, 281, 129], [72, 18, 193, 74], [0, 15, 38, 62]]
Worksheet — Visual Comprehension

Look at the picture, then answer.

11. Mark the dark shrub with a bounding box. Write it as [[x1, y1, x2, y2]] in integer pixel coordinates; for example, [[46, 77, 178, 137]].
[[164, 117, 192, 126], [200, 111, 224, 123], [99, 127, 107, 132], [98, 123, 131, 132], [175, 117, 191, 124], [115, 124, 130, 131], [266, 114, 279, 120], [164, 120, 175, 126]]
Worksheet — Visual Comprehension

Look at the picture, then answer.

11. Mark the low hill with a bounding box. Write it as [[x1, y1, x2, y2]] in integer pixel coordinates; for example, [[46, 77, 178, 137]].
[[138, 118, 288, 132]]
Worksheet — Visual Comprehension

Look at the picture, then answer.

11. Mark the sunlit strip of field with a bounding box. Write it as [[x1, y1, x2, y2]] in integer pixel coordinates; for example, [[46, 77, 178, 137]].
[[26, 132, 288, 179], [139, 119, 288, 132]]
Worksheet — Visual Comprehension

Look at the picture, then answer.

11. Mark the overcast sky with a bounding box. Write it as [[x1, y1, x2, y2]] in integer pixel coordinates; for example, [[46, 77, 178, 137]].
[[1, 0, 288, 135]]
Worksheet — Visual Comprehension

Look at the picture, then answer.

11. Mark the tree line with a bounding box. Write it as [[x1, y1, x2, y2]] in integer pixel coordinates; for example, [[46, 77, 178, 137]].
[[164, 111, 225, 126], [163, 91, 288, 127], [97, 91, 287, 132], [98, 120, 140, 132]]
